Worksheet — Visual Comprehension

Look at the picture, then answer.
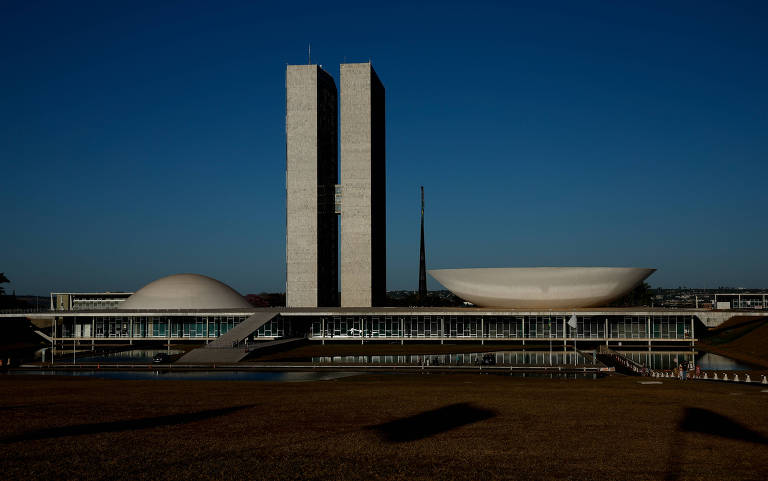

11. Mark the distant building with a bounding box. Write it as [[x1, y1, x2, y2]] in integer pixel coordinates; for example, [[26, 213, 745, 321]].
[[50, 292, 132, 311], [714, 293, 767, 310]]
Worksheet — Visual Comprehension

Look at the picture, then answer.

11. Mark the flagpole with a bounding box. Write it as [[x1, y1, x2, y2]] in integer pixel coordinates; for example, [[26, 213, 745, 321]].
[[567, 314, 578, 366]]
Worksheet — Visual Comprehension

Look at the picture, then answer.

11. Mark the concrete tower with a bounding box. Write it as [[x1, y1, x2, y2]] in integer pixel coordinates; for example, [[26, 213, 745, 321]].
[[285, 65, 338, 307], [340, 63, 386, 307]]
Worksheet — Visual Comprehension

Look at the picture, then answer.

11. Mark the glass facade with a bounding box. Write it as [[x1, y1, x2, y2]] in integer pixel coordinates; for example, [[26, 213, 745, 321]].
[[55, 314, 694, 342], [308, 315, 693, 340], [72, 298, 126, 310], [60, 316, 248, 339]]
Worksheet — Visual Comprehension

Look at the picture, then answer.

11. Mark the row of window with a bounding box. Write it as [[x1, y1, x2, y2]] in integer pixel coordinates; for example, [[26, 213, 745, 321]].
[[71, 300, 125, 310], [55, 315, 694, 340], [312, 351, 584, 366], [59, 316, 247, 338], [309, 316, 694, 339]]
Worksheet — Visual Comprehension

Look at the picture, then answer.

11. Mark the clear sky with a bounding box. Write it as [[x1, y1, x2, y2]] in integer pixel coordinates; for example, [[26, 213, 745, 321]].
[[1, 0, 767, 295]]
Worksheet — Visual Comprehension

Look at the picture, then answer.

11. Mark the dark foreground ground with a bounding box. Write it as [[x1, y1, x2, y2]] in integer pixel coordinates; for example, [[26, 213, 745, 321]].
[[1, 374, 767, 481]]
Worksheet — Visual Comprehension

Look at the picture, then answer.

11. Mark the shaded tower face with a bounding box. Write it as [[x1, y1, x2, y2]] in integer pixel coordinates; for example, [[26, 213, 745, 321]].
[[340, 63, 386, 307], [285, 65, 338, 307]]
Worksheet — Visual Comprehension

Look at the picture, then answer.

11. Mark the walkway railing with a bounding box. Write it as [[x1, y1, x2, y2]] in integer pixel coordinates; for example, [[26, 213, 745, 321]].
[[597, 346, 648, 376]]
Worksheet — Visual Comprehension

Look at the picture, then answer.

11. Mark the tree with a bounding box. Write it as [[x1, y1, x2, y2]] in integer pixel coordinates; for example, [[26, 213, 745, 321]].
[[609, 282, 653, 307], [0, 273, 9, 296]]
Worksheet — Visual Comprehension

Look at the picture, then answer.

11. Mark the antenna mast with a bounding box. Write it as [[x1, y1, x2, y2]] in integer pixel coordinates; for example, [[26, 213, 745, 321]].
[[418, 186, 427, 303]]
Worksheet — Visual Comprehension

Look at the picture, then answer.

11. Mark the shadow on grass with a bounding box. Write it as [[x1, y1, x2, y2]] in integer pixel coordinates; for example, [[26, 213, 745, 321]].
[[0, 404, 255, 444], [367, 402, 496, 443], [665, 407, 768, 481], [678, 407, 768, 445], [0, 405, 40, 411]]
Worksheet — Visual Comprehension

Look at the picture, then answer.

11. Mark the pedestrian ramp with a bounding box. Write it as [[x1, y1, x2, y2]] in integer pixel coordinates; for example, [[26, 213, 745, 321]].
[[35, 330, 53, 342], [177, 311, 281, 364], [596, 346, 644, 376]]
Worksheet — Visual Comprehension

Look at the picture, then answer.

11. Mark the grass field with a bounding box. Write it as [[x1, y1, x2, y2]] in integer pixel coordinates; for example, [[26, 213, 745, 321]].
[[1, 373, 767, 480], [698, 316, 768, 368]]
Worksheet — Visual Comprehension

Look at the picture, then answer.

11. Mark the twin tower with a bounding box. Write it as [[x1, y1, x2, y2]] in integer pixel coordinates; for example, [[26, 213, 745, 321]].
[[286, 63, 385, 308]]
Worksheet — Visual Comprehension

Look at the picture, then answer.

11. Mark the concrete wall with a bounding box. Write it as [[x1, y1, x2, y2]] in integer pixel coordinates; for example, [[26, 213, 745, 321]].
[[340, 63, 386, 307], [285, 65, 338, 307]]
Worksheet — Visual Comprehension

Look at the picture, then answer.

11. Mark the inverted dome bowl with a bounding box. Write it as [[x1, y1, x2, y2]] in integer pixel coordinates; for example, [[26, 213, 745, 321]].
[[428, 267, 655, 309]]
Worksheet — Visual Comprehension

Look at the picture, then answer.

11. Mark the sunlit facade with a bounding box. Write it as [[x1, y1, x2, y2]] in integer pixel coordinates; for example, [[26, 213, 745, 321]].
[[50, 311, 695, 346], [305, 314, 694, 343]]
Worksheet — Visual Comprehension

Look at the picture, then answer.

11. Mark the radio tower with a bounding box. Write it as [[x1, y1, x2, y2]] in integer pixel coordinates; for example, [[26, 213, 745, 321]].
[[418, 186, 427, 303]]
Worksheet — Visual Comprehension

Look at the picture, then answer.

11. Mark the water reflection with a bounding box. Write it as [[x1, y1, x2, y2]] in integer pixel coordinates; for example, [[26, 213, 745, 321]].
[[6, 370, 358, 382], [312, 351, 592, 366], [695, 352, 752, 371], [620, 351, 751, 371], [74, 349, 185, 363]]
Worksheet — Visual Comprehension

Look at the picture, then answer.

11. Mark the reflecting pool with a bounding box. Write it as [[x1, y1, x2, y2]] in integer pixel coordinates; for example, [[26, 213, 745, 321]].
[[620, 351, 752, 371], [311, 350, 593, 366], [6, 370, 359, 382], [73, 349, 185, 363]]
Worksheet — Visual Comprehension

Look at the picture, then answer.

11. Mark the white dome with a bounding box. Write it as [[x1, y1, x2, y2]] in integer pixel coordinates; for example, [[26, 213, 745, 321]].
[[119, 274, 251, 310]]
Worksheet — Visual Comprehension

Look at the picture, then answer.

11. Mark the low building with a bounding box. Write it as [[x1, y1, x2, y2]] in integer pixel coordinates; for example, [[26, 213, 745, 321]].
[[5, 273, 760, 361], [713, 293, 768, 310], [50, 292, 133, 311]]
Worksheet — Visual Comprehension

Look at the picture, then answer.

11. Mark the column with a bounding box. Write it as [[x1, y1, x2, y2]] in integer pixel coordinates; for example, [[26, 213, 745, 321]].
[[690, 316, 695, 348], [647, 316, 651, 351], [563, 317, 567, 348]]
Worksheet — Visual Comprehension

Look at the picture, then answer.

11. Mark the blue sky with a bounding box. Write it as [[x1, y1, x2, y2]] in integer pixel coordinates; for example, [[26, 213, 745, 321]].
[[1, 1, 767, 295]]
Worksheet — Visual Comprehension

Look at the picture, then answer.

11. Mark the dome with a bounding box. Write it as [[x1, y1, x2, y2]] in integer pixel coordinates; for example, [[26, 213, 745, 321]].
[[119, 274, 251, 310]]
